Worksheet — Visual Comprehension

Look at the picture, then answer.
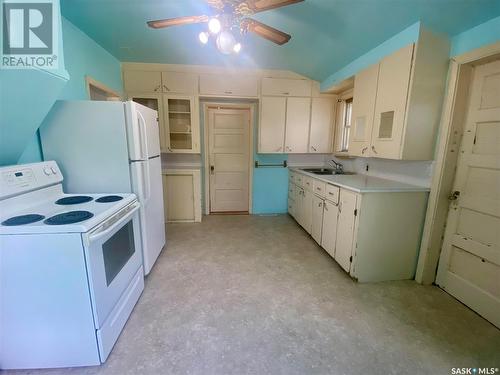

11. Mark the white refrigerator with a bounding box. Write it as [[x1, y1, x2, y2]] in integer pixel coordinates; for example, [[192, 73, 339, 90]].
[[40, 100, 166, 275]]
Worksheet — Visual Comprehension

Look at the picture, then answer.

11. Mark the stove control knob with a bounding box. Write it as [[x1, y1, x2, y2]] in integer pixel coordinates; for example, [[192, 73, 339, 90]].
[[43, 167, 52, 176], [51, 167, 57, 174]]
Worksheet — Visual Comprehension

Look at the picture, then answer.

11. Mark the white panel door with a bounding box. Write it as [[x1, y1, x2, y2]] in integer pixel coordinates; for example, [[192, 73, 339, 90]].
[[335, 189, 358, 272], [285, 97, 311, 153], [311, 195, 324, 244], [309, 97, 334, 153], [371, 44, 414, 159], [208, 107, 251, 212], [259, 96, 286, 153], [436, 59, 500, 328], [321, 200, 339, 258], [349, 63, 379, 156]]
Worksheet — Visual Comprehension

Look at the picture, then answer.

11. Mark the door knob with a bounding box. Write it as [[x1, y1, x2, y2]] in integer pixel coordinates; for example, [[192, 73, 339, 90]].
[[210, 165, 215, 174]]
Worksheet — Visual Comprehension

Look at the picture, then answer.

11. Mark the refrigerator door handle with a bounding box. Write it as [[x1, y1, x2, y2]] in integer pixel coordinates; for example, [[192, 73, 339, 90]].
[[136, 111, 149, 160], [144, 158, 152, 203]]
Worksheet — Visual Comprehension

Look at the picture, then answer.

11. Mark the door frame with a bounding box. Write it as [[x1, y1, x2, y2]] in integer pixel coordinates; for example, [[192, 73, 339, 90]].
[[415, 41, 500, 284], [202, 102, 255, 215]]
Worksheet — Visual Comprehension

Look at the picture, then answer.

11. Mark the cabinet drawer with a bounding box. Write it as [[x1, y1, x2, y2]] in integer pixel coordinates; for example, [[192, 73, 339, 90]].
[[313, 180, 326, 197], [325, 184, 340, 204], [261, 78, 311, 97], [161, 71, 198, 94], [303, 176, 313, 191], [199, 74, 258, 97]]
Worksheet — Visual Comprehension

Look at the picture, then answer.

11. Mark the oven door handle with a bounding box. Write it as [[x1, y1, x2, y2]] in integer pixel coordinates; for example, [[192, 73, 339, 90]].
[[87, 202, 140, 244]]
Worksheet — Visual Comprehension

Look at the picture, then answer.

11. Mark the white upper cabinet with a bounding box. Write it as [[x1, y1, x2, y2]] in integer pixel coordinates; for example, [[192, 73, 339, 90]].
[[199, 74, 259, 97], [349, 64, 379, 157], [259, 96, 286, 153], [262, 78, 312, 97], [161, 72, 198, 94], [371, 44, 414, 159], [124, 70, 162, 93], [285, 97, 311, 153], [346, 27, 450, 160], [309, 97, 335, 153]]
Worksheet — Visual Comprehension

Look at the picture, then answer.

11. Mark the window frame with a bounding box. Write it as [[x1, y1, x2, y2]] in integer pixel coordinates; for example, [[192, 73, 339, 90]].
[[333, 89, 354, 154]]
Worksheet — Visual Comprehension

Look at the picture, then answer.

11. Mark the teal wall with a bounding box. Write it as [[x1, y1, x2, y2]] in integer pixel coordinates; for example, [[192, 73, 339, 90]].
[[18, 17, 123, 164], [450, 15, 500, 57]]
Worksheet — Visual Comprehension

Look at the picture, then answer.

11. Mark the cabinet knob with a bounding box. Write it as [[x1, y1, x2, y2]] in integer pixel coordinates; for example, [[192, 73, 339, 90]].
[[282, 92, 290, 95], [224, 90, 233, 94], [154, 85, 161, 92], [361, 147, 368, 154], [371, 145, 378, 155], [163, 85, 170, 92], [275, 146, 282, 152], [311, 146, 317, 152]]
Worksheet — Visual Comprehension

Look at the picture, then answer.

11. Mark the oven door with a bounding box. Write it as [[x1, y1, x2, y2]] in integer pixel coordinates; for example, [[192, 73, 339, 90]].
[[83, 201, 143, 328]]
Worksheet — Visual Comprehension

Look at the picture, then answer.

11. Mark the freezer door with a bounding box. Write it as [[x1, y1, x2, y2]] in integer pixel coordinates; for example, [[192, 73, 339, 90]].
[[125, 101, 161, 160], [130, 156, 166, 275]]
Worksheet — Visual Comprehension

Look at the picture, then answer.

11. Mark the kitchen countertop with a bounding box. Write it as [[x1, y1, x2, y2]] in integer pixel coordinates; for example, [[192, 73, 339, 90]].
[[290, 168, 430, 193]]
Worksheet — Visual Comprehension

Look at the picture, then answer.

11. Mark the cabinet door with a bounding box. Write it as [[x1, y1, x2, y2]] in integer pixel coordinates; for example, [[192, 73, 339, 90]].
[[311, 195, 324, 244], [335, 189, 358, 272], [259, 96, 286, 153], [349, 64, 379, 157], [309, 97, 334, 153], [301, 189, 313, 234], [161, 72, 198, 94], [295, 187, 304, 226], [163, 174, 195, 222], [321, 200, 339, 258], [288, 183, 296, 218], [129, 94, 167, 152], [163, 95, 200, 153], [124, 70, 162, 93], [285, 97, 311, 153], [262, 78, 312, 97], [371, 44, 414, 159], [199, 74, 258, 97]]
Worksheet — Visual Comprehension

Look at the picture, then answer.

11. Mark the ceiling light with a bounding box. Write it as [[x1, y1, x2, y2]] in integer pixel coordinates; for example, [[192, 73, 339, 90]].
[[208, 18, 221, 34], [216, 31, 236, 55], [198, 31, 209, 44], [233, 43, 242, 54]]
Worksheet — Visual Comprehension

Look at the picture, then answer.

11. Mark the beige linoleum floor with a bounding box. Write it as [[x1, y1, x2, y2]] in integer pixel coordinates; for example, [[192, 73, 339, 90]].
[[5, 215, 500, 375]]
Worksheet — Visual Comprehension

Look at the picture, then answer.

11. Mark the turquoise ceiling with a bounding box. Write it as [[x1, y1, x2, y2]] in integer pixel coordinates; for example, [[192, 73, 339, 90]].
[[61, 0, 500, 81]]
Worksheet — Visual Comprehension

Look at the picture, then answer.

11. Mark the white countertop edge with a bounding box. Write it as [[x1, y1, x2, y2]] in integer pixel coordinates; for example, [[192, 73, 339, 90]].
[[289, 167, 430, 193]]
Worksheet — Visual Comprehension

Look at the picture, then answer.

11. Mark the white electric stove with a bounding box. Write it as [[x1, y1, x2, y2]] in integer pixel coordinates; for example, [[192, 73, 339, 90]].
[[0, 161, 145, 370]]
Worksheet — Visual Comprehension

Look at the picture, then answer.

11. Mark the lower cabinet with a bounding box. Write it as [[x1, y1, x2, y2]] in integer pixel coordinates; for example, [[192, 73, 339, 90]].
[[311, 195, 324, 244], [162, 169, 202, 223], [288, 171, 428, 282], [320, 200, 339, 258]]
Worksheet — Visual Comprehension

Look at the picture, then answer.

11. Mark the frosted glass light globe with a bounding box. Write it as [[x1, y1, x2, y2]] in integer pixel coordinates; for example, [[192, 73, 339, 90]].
[[216, 31, 236, 55], [199, 31, 209, 44], [208, 18, 221, 34]]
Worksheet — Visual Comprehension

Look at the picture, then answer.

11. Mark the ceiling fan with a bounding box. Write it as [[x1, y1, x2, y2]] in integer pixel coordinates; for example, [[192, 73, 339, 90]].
[[147, 0, 304, 54]]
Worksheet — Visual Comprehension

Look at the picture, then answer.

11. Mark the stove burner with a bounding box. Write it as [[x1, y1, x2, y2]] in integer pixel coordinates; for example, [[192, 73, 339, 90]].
[[44, 211, 94, 225], [56, 196, 93, 205], [1, 214, 45, 226], [95, 195, 123, 203]]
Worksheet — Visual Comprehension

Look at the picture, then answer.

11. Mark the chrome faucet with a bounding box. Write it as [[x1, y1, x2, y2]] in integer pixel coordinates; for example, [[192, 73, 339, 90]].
[[329, 159, 344, 174]]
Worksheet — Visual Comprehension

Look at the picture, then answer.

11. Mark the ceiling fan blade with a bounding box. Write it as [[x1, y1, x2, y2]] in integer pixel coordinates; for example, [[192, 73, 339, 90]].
[[244, 0, 304, 13], [242, 19, 291, 45], [147, 15, 209, 29]]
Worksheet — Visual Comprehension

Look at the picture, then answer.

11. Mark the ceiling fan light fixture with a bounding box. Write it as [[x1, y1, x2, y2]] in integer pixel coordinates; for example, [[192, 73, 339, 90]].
[[216, 30, 236, 54], [208, 17, 221, 34], [199, 31, 209, 44]]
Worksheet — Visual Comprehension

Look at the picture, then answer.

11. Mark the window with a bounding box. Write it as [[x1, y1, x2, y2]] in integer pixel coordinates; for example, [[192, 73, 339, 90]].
[[340, 98, 353, 152]]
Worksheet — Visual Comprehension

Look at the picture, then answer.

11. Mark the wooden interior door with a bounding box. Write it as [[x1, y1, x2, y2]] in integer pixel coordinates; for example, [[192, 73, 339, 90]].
[[436, 59, 500, 328], [208, 107, 251, 213]]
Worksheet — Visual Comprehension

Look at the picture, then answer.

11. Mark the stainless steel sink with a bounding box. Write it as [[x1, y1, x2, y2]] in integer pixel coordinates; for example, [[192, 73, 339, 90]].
[[301, 168, 356, 176]]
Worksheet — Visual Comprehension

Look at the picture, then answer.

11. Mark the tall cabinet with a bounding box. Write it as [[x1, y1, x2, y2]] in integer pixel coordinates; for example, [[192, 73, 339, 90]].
[[124, 70, 200, 153]]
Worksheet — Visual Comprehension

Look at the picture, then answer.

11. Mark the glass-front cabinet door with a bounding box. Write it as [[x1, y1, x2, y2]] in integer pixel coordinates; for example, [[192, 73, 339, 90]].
[[129, 93, 168, 152], [163, 95, 200, 153]]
